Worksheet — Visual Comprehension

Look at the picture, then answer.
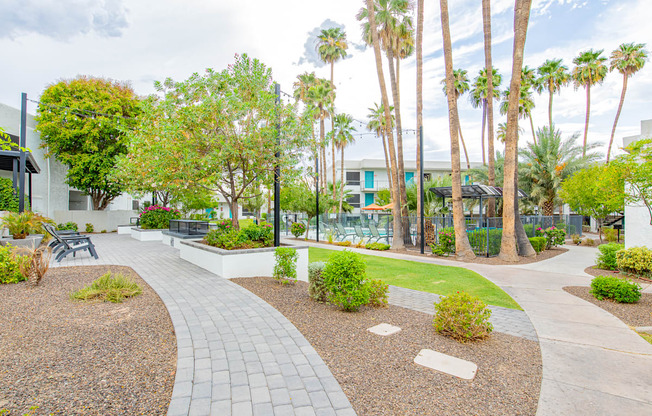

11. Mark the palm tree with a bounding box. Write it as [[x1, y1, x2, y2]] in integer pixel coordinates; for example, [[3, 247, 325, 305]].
[[441, 68, 471, 169], [333, 114, 356, 212], [519, 126, 601, 215], [416, 0, 424, 235], [470, 67, 502, 165], [439, 0, 475, 259], [307, 79, 334, 192], [607, 42, 648, 162], [482, 0, 497, 218], [496, 122, 523, 143], [572, 49, 608, 156], [367, 103, 395, 195], [536, 58, 570, 129], [360, 0, 404, 249], [500, 86, 536, 144]]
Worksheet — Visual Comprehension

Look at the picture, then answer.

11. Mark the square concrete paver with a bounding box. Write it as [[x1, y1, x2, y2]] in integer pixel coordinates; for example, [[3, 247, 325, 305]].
[[367, 323, 401, 336], [414, 349, 477, 380]]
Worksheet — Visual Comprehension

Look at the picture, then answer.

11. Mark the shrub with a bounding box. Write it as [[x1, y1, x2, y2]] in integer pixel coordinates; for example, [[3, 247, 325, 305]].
[[71, 272, 142, 303], [543, 226, 566, 248], [0, 177, 19, 212], [204, 223, 273, 250], [616, 246, 652, 277], [431, 228, 455, 256], [467, 228, 502, 256], [535, 226, 544, 237], [367, 279, 388, 307], [290, 222, 306, 238], [529, 237, 547, 253], [336, 241, 351, 247], [433, 292, 493, 343], [14, 246, 52, 286], [0, 245, 30, 284], [590, 276, 641, 303], [571, 234, 582, 245], [308, 261, 327, 302], [322, 250, 369, 312], [603, 228, 618, 243], [85, 223, 94, 233], [205, 228, 246, 250], [139, 206, 181, 229], [365, 242, 390, 251], [242, 223, 273, 246], [273, 247, 298, 284], [214, 220, 234, 232], [57, 221, 78, 231], [582, 238, 596, 247], [596, 243, 624, 271]]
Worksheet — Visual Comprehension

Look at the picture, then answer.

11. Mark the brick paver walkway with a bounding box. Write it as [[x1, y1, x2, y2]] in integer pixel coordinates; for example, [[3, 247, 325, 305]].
[[52, 234, 356, 416]]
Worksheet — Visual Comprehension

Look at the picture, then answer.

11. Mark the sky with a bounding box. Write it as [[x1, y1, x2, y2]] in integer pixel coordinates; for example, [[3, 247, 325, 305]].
[[1, 0, 651, 164]]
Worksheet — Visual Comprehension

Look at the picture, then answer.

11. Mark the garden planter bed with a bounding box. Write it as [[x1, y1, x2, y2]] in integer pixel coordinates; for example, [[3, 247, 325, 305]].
[[130, 227, 164, 241], [179, 240, 309, 280], [563, 286, 652, 327], [0, 265, 176, 415], [233, 276, 542, 416], [160, 231, 203, 248]]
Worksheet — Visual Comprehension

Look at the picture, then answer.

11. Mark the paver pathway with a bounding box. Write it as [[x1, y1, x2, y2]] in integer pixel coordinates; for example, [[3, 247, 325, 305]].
[[52, 234, 356, 416], [295, 239, 652, 416]]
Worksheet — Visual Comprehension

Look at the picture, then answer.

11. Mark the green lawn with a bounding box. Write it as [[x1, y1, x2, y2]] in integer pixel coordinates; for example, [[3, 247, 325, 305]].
[[309, 247, 521, 310]]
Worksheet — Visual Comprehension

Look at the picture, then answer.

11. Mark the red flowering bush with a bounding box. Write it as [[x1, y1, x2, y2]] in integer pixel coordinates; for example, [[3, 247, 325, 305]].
[[139, 205, 181, 229]]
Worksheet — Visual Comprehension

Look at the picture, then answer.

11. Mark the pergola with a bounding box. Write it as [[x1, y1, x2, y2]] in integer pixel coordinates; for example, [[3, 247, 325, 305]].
[[0, 132, 40, 208]]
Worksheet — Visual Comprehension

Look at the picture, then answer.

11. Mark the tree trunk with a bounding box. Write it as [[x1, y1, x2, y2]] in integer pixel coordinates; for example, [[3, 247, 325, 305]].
[[339, 147, 345, 212], [481, 101, 487, 165], [548, 83, 554, 130], [386, 50, 408, 217], [529, 112, 537, 145], [381, 131, 393, 198], [366, 0, 403, 249], [499, 0, 533, 262], [483, 0, 496, 218], [416, 0, 424, 239], [582, 83, 591, 157], [229, 200, 240, 230], [440, 0, 475, 260], [607, 74, 628, 163], [332, 118, 337, 202], [458, 123, 471, 169], [543, 200, 554, 216]]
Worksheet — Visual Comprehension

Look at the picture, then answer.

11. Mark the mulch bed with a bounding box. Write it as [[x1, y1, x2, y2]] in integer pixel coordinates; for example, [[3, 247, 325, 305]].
[[233, 277, 542, 416], [583, 266, 652, 284], [0, 266, 176, 415], [563, 286, 652, 327]]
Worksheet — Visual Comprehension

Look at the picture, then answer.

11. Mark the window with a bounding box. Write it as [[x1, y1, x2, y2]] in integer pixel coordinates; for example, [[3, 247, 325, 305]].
[[346, 171, 360, 186], [132, 200, 140, 211], [346, 194, 360, 208], [424, 173, 432, 181]]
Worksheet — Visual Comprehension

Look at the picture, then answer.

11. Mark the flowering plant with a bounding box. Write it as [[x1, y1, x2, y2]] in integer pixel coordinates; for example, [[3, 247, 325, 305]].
[[139, 205, 181, 229], [535, 227, 544, 237]]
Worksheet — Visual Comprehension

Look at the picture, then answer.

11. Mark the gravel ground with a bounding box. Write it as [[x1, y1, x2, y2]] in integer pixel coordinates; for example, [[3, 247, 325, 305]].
[[564, 286, 652, 327], [0, 266, 176, 415], [584, 266, 652, 284], [234, 277, 542, 416]]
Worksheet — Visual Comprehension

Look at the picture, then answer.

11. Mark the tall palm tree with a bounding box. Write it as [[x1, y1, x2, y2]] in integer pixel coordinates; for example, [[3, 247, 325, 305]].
[[496, 122, 523, 143], [536, 58, 570, 129], [307, 79, 334, 192], [519, 126, 601, 215], [520, 66, 538, 143], [607, 42, 648, 162], [439, 0, 475, 259], [499, 0, 535, 262], [441, 68, 471, 169], [316, 27, 348, 200], [500, 86, 536, 144], [482, 0, 497, 218], [470, 67, 502, 165], [572, 49, 608, 156], [333, 114, 356, 212], [367, 103, 395, 194], [361, 0, 404, 249]]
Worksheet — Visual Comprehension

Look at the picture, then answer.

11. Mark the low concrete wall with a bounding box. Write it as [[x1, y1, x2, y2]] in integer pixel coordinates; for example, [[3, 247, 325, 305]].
[[54, 210, 137, 232], [180, 240, 309, 281], [131, 228, 164, 241], [624, 204, 652, 249]]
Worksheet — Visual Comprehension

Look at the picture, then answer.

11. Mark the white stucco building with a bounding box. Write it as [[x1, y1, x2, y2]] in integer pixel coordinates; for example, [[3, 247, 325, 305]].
[[622, 119, 652, 249]]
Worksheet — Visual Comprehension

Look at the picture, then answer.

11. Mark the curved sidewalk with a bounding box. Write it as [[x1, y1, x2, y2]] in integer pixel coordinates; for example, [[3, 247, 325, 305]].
[[52, 234, 356, 416]]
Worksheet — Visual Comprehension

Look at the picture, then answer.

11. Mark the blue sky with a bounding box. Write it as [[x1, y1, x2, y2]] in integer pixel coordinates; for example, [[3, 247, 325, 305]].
[[0, 0, 650, 163]]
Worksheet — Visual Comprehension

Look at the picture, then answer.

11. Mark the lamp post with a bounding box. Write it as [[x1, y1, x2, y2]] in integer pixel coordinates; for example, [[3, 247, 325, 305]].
[[273, 83, 281, 247], [419, 126, 425, 254]]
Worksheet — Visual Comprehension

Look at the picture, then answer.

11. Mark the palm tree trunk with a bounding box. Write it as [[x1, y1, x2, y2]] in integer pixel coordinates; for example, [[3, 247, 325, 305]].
[[416, 0, 424, 236], [458, 123, 471, 169], [339, 147, 345, 212], [440, 0, 475, 260], [582, 84, 591, 157], [320, 114, 327, 192], [607, 74, 628, 163], [481, 101, 487, 165], [332, 118, 337, 202], [499, 0, 533, 262], [366, 0, 403, 250], [386, 50, 408, 217], [548, 83, 554, 129], [381, 131, 393, 198], [529, 112, 537, 145], [483, 0, 496, 218]]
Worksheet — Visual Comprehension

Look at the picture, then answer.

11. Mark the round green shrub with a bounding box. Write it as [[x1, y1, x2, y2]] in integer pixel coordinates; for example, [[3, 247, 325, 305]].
[[139, 206, 181, 229], [616, 246, 652, 277], [433, 292, 493, 343], [308, 261, 327, 302], [528, 236, 547, 253], [291, 222, 306, 238], [322, 250, 369, 312], [590, 275, 641, 303], [596, 243, 624, 271]]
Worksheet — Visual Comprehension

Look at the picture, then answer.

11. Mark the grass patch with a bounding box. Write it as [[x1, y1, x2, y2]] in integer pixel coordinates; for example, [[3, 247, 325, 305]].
[[71, 272, 142, 303], [638, 331, 652, 345], [309, 247, 521, 310]]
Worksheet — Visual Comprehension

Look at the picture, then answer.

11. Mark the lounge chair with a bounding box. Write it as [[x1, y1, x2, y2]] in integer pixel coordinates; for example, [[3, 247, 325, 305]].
[[43, 224, 99, 262], [334, 223, 355, 242], [368, 222, 389, 244], [354, 225, 370, 243]]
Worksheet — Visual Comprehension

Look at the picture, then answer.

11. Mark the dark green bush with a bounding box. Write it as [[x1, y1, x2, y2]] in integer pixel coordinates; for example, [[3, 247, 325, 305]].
[[322, 250, 369, 312], [365, 242, 390, 251], [616, 246, 652, 276], [0, 245, 30, 284], [468, 228, 502, 256], [139, 206, 181, 229], [273, 247, 298, 284], [308, 261, 327, 302], [0, 177, 19, 212], [433, 291, 493, 343], [242, 223, 273, 246], [590, 276, 641, 303], [204, 223, 273, 250], [596, 243, 624, 271], [529, 237, 547, 253], [367, 279, 388, 307], [57, 221, 78, 231]]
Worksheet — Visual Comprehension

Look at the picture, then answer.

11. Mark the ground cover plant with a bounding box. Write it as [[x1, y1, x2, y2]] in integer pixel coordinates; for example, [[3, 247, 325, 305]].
[[590, 275, 641, 303], [433, 291, 493, 343], [71, 272, 143, 303], [309, 247, 520, 309], [57, 221, 78, 231]]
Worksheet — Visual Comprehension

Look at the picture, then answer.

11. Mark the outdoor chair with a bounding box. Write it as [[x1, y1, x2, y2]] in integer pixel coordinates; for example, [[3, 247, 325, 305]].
[[354, 225, 370, 243], [43, 224, 99, 262], [334, 223, 355, 242], [368, 222, 389, 244]]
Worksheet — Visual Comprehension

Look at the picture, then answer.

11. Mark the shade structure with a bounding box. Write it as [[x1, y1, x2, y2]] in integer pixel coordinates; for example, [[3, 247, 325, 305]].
[[380, 202, 394, 210], [362, 203, 384, 211]]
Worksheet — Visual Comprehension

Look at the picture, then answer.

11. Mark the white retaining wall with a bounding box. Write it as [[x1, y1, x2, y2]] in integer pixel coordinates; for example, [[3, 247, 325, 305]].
[[54, 210, 136, 232]]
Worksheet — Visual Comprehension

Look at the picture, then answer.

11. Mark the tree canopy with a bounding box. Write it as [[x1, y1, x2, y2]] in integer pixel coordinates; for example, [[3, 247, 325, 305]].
[[35, 76, 141, 210]]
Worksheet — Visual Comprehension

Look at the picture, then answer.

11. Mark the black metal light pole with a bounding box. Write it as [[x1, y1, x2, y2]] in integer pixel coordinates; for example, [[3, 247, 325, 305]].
[[419, 126, 425, 254], [19, 93, 27, 213], [273, 83, 281, 247], [315, 151, 320, 242]]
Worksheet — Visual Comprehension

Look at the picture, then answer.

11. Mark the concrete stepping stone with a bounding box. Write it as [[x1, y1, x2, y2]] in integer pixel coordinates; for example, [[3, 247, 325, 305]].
[[414, 349, 477, 380], [368, 323, 401, 336]]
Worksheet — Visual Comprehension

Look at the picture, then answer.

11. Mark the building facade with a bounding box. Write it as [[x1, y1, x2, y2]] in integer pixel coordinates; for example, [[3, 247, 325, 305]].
[[622, 119, 652, 248]]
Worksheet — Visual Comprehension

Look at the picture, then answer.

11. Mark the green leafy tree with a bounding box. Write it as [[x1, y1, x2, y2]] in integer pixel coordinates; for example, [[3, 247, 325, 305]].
[[35, 76, 140, 210], [405, 175, 452, 216], [607, 42, 648, 162], [536, 58, 571, 129], [572, 49, 608, 156], [280, 182, 336, 239], [560, 164, 624, 240], [613, 138, 652, 225]]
